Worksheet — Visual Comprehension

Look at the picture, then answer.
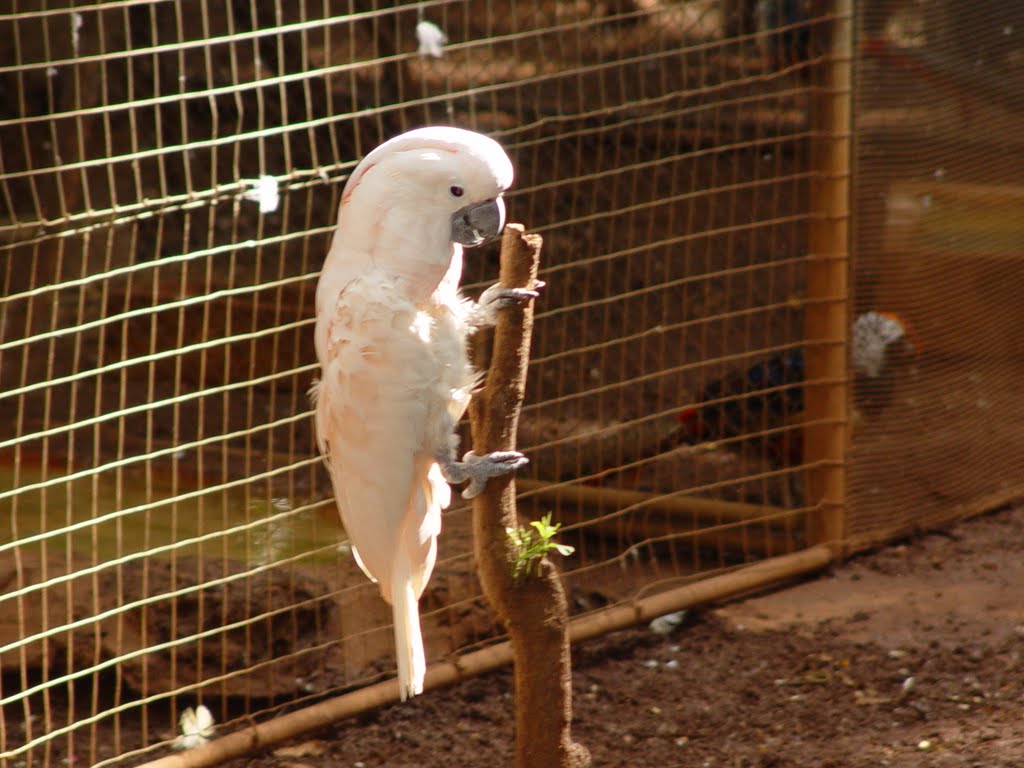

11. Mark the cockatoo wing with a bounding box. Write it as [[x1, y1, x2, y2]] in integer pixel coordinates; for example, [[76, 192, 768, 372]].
[[315, 274, 439, 597], [313, 269, 471, 700]]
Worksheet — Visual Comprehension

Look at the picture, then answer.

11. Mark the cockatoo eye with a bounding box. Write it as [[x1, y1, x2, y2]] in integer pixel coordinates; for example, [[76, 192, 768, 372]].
[[449, 185, 464, 198]]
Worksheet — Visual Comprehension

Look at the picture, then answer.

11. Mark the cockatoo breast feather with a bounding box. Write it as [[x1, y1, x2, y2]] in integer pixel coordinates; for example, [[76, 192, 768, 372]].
[[313, 268, 474, 595]]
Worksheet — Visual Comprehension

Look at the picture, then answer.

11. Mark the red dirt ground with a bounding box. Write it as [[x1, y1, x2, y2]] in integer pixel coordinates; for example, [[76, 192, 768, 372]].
[[229, 504, 1024, 768]]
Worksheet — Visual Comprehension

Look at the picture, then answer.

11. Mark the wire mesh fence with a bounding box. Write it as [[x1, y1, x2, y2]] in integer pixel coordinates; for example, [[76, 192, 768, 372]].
[[848, 0, 1024, 548], [1, 0, 1018, 764]]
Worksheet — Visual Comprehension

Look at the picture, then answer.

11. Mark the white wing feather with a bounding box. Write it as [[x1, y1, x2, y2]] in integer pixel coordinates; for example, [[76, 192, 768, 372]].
[[313, 266, 473, 699]]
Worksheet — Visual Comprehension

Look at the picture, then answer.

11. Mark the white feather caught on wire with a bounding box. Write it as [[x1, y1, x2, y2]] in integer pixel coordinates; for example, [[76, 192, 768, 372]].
[[416, 20, 448, 58], [242, 175, 280, 213], [174, 704, 215, 750]]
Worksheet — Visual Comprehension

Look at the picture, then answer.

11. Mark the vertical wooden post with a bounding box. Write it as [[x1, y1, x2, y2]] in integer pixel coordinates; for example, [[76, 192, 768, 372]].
[[469, 225, 591, 768], [804, 0, 853, 551]]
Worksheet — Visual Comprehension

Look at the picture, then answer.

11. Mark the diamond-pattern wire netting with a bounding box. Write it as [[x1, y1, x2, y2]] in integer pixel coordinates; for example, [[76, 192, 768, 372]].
[[0, 0, 855, 763]]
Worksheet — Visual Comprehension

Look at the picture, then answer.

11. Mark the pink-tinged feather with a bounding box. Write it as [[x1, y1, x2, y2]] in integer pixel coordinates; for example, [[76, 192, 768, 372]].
[[313, 127, 512, 700]]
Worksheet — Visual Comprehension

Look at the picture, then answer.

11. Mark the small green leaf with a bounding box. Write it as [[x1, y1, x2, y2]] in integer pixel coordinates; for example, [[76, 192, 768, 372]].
[[506, 513, 573, 580]]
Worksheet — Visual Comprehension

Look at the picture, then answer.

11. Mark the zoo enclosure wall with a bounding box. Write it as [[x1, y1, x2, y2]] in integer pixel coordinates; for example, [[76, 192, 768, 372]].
[[1, 0, 1022, 765]]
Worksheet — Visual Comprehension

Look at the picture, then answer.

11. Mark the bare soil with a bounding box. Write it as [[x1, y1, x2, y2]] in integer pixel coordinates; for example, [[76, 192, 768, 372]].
[[227, 504, 1024, 768]]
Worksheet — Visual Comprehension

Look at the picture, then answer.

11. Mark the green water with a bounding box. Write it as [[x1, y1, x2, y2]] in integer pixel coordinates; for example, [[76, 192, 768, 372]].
[[0, 464, 344, 567]]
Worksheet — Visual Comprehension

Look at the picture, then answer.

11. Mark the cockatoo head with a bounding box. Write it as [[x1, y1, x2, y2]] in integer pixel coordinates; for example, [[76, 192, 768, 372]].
[[338, 126, 513, 250]]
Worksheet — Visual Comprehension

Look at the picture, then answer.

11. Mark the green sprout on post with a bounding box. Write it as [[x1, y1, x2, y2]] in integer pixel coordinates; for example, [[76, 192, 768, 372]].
[[506, 513, 575, 580]]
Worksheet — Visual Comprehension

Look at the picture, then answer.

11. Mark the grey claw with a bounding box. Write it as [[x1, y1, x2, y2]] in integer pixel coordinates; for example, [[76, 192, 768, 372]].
[[471, 284, 541, 327], [442, 450, 529, 499], [484, 285, 539, 307]]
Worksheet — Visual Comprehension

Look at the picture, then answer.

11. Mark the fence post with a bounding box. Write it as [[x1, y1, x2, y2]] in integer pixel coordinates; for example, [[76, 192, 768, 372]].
[[804, 0, 853, 552]]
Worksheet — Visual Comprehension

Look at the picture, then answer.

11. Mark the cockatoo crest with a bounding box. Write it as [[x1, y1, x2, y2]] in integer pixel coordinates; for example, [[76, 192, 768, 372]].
[[343, 131, 511, 209]]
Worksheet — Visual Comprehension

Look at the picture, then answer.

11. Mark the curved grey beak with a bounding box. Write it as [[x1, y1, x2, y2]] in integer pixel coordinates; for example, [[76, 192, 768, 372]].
[[451, 197, 505, 247]]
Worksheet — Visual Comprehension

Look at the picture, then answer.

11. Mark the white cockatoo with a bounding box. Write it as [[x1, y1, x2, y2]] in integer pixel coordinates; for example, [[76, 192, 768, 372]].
[[312, 127, 534, 700]]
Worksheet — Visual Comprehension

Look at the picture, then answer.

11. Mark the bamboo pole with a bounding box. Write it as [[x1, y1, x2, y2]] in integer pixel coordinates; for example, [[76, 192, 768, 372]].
[[804, 0, 853, 551], [566, 543, 833, 642], [132, 545, 833, 768], [517, 478, 788, 524], [516, 478, 798, 558]]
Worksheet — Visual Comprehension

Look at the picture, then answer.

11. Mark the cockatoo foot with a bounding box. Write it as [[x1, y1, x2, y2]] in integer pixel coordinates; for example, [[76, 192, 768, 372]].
[[468, 283, 543, 328], [441, 450, 529, 499]]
